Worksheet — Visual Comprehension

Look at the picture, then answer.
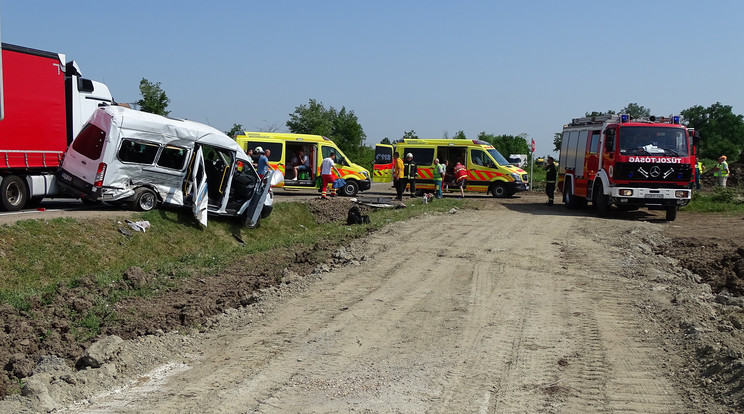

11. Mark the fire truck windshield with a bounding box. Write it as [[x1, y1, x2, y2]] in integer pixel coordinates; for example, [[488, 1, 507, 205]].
[[618, 126, 689, 157]]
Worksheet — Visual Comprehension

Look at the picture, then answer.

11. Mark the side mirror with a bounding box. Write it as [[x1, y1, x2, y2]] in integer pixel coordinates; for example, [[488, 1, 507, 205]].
[[604, 129, 615, 152], [693, 131, 701, 148]]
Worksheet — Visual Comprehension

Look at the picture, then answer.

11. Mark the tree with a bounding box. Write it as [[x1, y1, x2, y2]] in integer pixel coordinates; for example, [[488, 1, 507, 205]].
[[401, 130, 418, 141], [585, 110, 615, 117], [225, 123, 244, 139], [286, 99, 367, 158], [137, 78, 170, 116], [380, 137, 392, 145], [453, 130, 467, 140], [681, 102, 744, 160], [476, 132, 529, 155], [553, 132, 563, 152], [620, 102, 651, 120]]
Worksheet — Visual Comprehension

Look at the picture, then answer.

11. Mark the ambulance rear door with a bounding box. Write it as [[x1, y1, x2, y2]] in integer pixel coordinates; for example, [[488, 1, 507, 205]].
[[373, 144, 394, 183]]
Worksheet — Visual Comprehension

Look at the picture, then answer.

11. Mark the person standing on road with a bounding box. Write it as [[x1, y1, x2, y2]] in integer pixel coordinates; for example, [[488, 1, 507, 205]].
[[320, 152, 339, 199], [393, 152, 404, 200], [257, 148, 271, 180], [402, 153, 418, 198], [454, 159, 467, 199], [432, 158, 445, 199], [545, 156, 557, 206], [694, 160, 705, 190], [713, 155, 729, 188]]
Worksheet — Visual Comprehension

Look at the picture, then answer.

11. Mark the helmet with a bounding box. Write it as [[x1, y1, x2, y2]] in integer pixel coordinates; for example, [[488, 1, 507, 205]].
[[406, 153, 413, 158], [255, 146, 264, 153]]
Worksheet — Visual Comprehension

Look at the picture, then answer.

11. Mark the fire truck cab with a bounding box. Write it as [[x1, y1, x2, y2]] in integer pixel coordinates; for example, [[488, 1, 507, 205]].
[[558, 114, 694, 221]]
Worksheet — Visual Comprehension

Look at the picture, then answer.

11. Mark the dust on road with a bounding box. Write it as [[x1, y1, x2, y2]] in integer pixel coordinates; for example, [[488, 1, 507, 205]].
[[4, 193, 737, 413]]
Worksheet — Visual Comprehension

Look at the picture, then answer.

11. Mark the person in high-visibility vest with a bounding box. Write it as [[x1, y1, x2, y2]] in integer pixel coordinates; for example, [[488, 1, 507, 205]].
[[713, 155, 730, 188], [694, 160, 705, 190], [545, 156, 557, 206]]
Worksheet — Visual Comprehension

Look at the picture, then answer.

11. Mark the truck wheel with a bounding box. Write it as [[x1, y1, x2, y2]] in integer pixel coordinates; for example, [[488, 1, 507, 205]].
[[491, 182, 508, 198], [341, 180, 359, 197], [563, 178, 584, 209], [1, 175, 28, 211], [595, 183, 610, 217], [130, 188, 157, 211], [665, 206, 678, 221]]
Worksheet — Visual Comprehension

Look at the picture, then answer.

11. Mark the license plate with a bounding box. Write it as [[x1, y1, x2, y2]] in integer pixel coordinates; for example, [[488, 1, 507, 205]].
[[645, 193, 663, 198]]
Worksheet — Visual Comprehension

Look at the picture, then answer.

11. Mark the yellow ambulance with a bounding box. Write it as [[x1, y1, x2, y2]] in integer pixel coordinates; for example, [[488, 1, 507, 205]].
[[235, 132, 371, 196], [374, 139, 529, 197]]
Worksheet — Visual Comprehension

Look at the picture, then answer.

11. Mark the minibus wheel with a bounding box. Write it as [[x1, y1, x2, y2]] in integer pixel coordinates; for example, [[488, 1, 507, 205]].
[[131, 188, 158, 211]]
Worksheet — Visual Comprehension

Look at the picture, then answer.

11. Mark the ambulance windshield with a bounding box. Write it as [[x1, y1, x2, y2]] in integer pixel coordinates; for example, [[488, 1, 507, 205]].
[[618, 127, 689, 157], [486, 148, 510, 166]]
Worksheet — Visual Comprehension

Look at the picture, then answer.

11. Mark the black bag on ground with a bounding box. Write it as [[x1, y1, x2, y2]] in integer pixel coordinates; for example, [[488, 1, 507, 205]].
[[347, 206, 370, 225]]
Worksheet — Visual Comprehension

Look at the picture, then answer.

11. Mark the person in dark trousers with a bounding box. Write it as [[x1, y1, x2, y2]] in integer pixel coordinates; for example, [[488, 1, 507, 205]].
[[393, 152, 404, 200], [402, 153, 418, 198], [545, 156, 557, 206]]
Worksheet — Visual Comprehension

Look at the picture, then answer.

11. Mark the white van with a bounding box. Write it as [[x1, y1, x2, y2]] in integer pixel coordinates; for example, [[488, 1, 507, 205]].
[[58, 105, 277, 228]]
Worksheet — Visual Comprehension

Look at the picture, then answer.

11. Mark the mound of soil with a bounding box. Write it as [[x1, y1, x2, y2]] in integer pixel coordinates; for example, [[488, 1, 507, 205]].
[[0, 200, 365, 399]]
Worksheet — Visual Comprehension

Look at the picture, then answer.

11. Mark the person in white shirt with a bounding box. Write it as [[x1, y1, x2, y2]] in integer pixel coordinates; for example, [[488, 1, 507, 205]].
[[320, 152, 340, 199]]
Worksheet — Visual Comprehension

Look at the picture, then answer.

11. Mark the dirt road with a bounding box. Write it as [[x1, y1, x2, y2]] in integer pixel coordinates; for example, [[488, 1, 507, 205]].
[[19, 196, 730, 413]]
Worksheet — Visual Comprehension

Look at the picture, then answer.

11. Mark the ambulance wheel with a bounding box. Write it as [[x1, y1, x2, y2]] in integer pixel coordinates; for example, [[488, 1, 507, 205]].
[[665, 206, 678, 221], [595, 183, 610, 217], [491, 182, 508, 198], [0, 175, 28, 211], [341, 180, 359, 197], [130, 188, 158, 211]]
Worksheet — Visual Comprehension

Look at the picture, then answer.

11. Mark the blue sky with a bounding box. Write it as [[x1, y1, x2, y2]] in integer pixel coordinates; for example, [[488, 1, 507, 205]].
[[3, 1, 743, 156]]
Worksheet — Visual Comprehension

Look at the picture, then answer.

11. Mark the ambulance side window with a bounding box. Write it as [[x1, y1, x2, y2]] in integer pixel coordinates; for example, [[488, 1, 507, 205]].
[[471, 150, 494, 168], [407, 148, 434, 165]]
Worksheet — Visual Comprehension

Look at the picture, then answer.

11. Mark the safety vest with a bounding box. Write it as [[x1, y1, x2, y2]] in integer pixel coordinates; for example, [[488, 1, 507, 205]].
[[714, 161, 729, 177]]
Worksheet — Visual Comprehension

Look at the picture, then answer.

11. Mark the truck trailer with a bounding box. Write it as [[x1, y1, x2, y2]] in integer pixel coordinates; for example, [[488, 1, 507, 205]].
[[0, 43, 113, 210]]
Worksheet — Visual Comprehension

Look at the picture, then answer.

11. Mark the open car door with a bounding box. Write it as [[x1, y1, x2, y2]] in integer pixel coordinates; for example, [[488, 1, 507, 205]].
[[238, 169, 278, 228], [189, 146, 209, 227], [373, 144, 394, 183]]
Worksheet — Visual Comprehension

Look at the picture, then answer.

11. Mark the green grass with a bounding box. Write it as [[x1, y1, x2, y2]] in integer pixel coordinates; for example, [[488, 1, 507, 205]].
[[682, 187, 744, 213], [0, 199, 462, 310]]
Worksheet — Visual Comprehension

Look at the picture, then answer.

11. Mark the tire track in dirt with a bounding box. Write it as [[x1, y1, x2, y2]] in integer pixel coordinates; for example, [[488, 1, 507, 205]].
[[59, 202, 698, 413]]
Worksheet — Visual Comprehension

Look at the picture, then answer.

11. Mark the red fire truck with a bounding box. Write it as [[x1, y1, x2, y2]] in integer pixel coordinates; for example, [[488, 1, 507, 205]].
[[558, 114, 696, 221], [0, 43, 113, 210]]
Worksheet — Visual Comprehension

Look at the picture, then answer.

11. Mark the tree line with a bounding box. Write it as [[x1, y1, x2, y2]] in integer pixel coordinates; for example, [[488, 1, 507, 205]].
[[136, 79, 743, 168]]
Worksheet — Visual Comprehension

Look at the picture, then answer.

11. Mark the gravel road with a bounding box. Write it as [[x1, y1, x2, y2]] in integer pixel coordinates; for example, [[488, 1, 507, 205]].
[[16, 195, 727, 413]]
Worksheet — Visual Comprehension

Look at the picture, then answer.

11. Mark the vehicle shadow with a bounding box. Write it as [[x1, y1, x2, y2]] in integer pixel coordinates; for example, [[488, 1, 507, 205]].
[[499, 200, 669, 223]]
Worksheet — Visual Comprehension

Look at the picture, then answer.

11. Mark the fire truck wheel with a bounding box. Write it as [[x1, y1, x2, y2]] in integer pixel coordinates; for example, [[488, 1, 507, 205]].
[[0, 175, 28, 211], [130, 188, 158, 212], [491, 182, 509, 198], [595, 183, 610, 217], [665, 206, 678, 221]]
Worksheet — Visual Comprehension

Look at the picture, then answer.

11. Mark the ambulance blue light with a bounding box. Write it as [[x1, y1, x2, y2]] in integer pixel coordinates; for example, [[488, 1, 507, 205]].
[[672, 116, 680, 124], [621, 114, 630, 123]]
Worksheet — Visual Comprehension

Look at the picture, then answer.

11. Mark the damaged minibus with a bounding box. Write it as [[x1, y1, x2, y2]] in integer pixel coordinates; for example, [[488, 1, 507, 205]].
[[57, 105, 278, 228]]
